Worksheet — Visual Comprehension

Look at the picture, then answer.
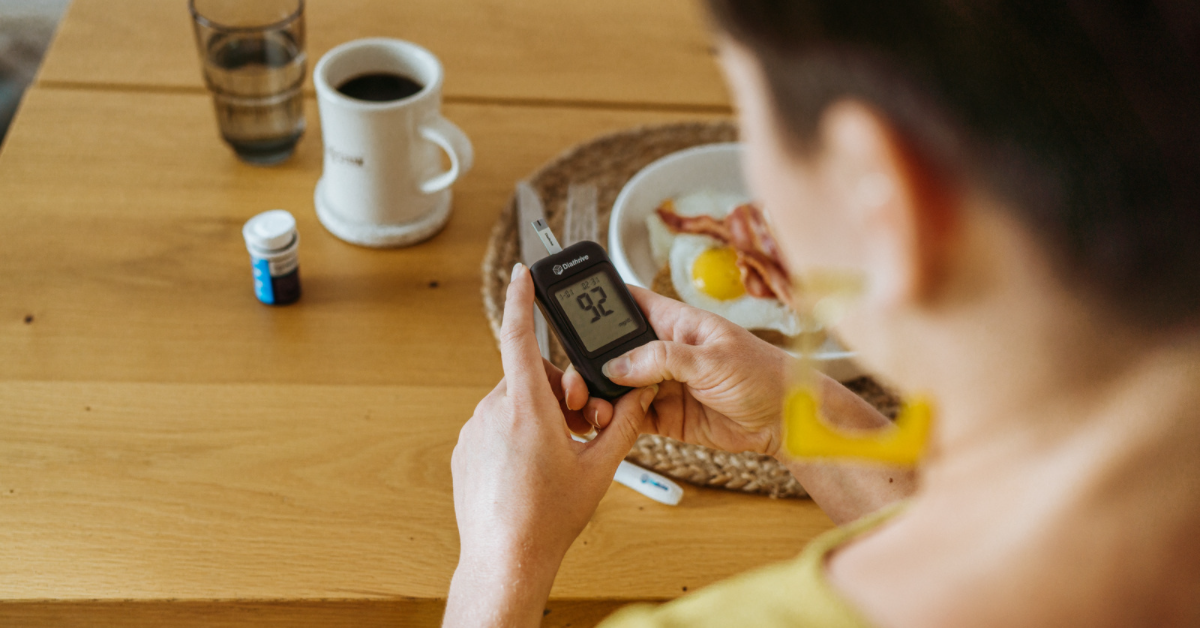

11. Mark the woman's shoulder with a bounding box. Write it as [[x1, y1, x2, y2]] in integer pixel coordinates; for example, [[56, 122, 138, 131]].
[[598, 503, 906, 628]]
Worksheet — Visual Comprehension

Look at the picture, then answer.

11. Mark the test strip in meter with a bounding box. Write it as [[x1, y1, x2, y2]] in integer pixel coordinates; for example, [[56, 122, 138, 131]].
[[533, 219, 562, 255]]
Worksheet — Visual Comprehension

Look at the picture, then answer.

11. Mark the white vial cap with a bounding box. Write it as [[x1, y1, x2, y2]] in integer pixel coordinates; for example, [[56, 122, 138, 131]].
[[243, 210, 297, 252]]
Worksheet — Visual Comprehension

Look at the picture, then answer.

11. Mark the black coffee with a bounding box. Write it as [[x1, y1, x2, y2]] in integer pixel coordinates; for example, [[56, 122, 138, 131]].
[[336, 73, 424, 102]]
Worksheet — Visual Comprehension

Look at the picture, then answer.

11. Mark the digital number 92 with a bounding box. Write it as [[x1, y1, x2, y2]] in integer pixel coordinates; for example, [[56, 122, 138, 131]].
[[576, 286, 612, 323]]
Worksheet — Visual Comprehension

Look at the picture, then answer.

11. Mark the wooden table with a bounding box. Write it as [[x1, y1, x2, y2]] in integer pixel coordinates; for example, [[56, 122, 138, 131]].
[[0, 1, 834, 625]]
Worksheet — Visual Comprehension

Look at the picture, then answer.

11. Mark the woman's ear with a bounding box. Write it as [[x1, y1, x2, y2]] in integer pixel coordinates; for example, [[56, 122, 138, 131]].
[[817, 101, 959, 308]]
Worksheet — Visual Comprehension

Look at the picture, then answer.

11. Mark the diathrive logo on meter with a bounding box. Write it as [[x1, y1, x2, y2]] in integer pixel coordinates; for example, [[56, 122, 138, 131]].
[[552, 255, 588, 276]]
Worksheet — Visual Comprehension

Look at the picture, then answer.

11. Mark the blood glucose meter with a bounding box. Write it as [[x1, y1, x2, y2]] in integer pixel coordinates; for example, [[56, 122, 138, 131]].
[[528, 220, 658, 400]]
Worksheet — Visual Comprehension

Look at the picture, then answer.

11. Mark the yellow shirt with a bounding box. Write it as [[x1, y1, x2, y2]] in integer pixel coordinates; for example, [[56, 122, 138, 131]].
[[598, 504, 903, 628]]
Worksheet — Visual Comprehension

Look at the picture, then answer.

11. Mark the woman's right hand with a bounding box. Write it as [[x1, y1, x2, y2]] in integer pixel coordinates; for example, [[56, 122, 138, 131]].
[[563, 285, 916, 523], [579, 285, 793, 457]]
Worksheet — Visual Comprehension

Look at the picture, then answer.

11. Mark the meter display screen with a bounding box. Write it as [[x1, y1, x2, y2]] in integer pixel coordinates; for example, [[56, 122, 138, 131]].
[[553, 270, 638, 352]]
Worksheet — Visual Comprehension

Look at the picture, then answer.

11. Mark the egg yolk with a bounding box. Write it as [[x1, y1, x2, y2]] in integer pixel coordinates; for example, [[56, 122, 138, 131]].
[[691, 247, 746, 300]]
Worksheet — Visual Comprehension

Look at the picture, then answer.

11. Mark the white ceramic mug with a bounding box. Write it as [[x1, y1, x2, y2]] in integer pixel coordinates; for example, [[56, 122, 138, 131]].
[[313, 38, 473, 247]]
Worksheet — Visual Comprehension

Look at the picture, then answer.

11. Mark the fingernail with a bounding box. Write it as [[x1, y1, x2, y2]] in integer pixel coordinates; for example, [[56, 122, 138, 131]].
[[640, 385, 659, 413], [588, 408, 600, 429], [603, 355, 630, 379], [511, 262, 524, 281]]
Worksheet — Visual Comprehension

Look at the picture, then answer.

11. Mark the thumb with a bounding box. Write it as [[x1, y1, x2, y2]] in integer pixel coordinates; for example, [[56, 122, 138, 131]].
[[602, 340, 701, 388], [587, 385, 657, 465]]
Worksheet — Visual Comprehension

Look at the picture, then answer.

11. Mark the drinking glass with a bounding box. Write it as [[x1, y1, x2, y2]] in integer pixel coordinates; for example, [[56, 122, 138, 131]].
[[189, 0, 306, 165]]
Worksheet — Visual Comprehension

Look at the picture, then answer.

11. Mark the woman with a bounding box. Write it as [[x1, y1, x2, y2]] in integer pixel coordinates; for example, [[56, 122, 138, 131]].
[[445, 1, 1200, 626]]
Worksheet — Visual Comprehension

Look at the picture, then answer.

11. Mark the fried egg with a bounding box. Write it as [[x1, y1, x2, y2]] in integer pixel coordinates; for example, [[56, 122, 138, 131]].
[[669, 234, 802, 335]]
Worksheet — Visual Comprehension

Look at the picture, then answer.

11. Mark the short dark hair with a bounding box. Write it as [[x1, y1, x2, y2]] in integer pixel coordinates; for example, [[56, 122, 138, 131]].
[[706, 0, 1200, 329]]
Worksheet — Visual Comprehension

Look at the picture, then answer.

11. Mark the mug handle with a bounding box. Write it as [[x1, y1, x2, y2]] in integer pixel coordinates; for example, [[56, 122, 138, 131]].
[[419, 117, 475, 195]]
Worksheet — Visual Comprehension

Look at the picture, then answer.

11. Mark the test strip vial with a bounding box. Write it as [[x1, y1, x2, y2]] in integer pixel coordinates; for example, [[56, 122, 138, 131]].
[[242, 210, 301, 306]]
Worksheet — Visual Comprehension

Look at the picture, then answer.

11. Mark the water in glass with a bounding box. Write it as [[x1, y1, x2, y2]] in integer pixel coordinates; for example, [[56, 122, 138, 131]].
[[201, 30, 306, 165]]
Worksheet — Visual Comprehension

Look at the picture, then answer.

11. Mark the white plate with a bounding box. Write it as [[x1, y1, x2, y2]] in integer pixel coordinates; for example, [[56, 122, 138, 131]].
[[608, 143, 861, 379]]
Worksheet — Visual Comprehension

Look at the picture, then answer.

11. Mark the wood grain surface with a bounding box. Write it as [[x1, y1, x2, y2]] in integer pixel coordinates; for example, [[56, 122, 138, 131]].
[[0, 87, 724, 388], [36, 0, 732, 109], [0, 599, 630, 628], [0, 86, 835, 626], [0, 382, 830, 606]]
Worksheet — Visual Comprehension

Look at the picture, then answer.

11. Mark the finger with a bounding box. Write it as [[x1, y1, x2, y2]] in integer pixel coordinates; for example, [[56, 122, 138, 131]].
[[583, 396, 614, 430], [601, 339, 702, 388], [500, 263, 553, 401], [561, 364, 589, 411], [629, 285, 704, 342], [543, 358, 566, 399], [564, 405, 595, 435], [544, 360, 595, 434], [586, 385, 657, 466], [554, 392, 594, 435]]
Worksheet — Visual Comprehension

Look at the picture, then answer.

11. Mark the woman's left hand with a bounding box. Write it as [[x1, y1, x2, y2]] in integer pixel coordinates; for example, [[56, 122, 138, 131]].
[[444, 263, 656, 628]]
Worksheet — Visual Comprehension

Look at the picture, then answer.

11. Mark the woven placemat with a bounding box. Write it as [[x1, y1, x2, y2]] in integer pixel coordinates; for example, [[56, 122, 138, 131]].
[[481, 121, 899, 499]]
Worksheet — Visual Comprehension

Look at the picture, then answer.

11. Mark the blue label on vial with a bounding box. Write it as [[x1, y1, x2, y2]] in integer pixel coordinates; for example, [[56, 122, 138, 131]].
[[252, 258, 275, 304]]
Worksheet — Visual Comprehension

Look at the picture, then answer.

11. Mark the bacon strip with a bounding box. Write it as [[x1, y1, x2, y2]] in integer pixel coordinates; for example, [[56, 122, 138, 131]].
[[655, 200, 732, 243], [738, 260, 774, 299], [727, 204, 782, 262], [655, 199, 792, 302], [737, 250, 793, 303]]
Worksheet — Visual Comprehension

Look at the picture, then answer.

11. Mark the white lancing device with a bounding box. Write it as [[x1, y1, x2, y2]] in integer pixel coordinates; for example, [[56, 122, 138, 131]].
[[614, 460, 684, 506]]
